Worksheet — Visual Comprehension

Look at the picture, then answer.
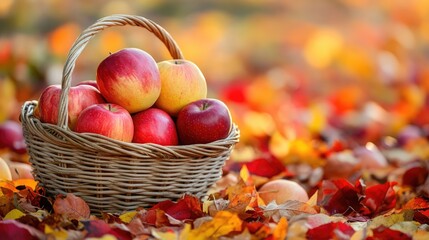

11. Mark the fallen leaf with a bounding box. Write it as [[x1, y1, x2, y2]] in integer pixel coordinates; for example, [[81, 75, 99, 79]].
[[317, 179, 363, 215], [272, 217, 288, 239], [306, 221, 355, 240], [361, 181, 397, 217], [4, 208, 25, 220], [53, 193, 90, 220], [261, 200, 317, 222], [151, 194, 204, 222], [367, 225, 412, 240], [0, 219, 45, 240], [119, 211, 137, 223], [83, 220, 132, 240], [188, 211, 242, 239]]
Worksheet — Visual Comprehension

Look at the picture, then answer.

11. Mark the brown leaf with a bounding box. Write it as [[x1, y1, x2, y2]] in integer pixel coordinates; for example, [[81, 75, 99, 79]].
[[260, 200, 318, 222], [53, 193, 90, 220]]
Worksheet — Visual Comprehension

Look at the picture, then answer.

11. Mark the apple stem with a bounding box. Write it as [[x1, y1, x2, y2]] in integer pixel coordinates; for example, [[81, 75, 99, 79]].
[[108, 104, 112, 111], [202, 102, 209, 110]]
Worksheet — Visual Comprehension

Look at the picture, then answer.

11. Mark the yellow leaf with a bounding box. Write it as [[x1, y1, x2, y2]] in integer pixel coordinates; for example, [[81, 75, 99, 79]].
[[13, 179, 38, 190], [179, 224, 191, 240], [307, 190, 318, 207], [86, 234, 118, 240], [152, 229, 178, 240], [119, 211, 137, 223], [414, 230, 429, 240], [45, 225, 68, 240], [272, 217, 288, 240], [4, 208, 25, 220], [239, 165, 250, 183], [188, 211, 242, 240]]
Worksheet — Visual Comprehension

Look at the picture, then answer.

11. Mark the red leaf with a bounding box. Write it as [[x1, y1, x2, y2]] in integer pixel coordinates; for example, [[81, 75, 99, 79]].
[[138, 209, 171, 227], [150, 194, 204, 221], [317, 179, 363, 215], [0, 219, 44, 240], [244, 155, 289, 178], [367, 226, 412, 240], [402, 166, 429, 188], [361, 182, 397, 217], [403, 197, 429, 210], [53, 193, 90, 220], [414, 209, 429, 224], [83, 220, 132, 240], [306, 222, 355, 240]]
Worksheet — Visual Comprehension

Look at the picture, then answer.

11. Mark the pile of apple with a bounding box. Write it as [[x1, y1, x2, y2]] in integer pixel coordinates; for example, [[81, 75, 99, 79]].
[[35, 48, 233, 145]]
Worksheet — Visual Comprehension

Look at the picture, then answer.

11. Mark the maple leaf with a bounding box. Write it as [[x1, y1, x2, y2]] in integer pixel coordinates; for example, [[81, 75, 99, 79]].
[[53, 193, 90, 220], [187, 211, 242, 239], [361, 181, 397, 217], [151, 194, 204, 222], [367, 226, 412, 240], [83, 220, 132, 240], [317, 179, 364, 215], [306, 221, 355, 240], [0, 219, 45, 240], [260, 200, 318, 223], [402, 166, 428, 188]]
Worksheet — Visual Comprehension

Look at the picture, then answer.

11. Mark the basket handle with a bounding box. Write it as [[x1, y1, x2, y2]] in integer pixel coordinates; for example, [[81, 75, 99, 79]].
[[57, 14, 184, 129]]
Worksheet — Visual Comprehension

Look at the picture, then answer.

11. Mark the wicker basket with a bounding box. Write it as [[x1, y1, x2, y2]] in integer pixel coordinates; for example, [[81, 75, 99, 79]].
[[20, 14, 239, 213]]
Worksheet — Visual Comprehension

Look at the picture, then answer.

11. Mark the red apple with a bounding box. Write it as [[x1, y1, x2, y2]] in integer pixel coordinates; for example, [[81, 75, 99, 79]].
[[74, 103, 134, 142], [76, 80, 99, 89], [96, 48, 161, 113], [37, 84, 105, 130], [176, 98, 232, 145], [0, 120, 27, 154], [132, 108, 178, 146]]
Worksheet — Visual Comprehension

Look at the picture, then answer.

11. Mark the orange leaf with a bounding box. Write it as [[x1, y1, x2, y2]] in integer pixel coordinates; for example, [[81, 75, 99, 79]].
[[53, 193, 90, 220], [188, 211, 242, 239], [272, 217, 288, 240]]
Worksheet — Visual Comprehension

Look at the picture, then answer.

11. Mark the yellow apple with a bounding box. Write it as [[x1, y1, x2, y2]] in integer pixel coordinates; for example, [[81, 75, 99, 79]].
[[0, 157, 12, 181], [258, 179, 309, 204], [155, 59, 207, 116]]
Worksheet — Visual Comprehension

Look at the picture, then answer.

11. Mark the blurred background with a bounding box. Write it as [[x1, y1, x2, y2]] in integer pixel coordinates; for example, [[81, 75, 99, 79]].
[[1, 0, 429, 163]]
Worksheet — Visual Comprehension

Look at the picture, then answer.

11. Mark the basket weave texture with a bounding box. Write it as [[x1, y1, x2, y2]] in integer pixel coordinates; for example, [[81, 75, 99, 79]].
[[20, 14, 240, 213]]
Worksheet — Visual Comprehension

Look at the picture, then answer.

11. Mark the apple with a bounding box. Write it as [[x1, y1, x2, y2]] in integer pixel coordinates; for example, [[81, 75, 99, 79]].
[[155, 59, 207, 116], [37, 84, 105, 130], [76, 80, 99, 89], [258, 179, 309, 204], [132, 108, 178, 146], [96, 48, 161, 113], [0, 120, 27, 154], [74, 103, 134, 142], [7, 161, 34, 180], [176, 98, 232, 145], [0, 157, 12, 181]]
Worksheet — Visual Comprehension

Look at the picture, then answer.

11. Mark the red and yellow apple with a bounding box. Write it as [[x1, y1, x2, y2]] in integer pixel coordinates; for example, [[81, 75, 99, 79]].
[[96, 48, 161, 113], [155, 59, 207, 116], [132, 108, 178, 146], [37, 84, 105, 130], [0, 157, 12, 181], [74, 103, 134, 142], [8, 161, 34, 180], [0, 120, 27, 154], [258, 179, 309, 204], [76, 80, 99, 89], [176, 98, 232, 145]]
